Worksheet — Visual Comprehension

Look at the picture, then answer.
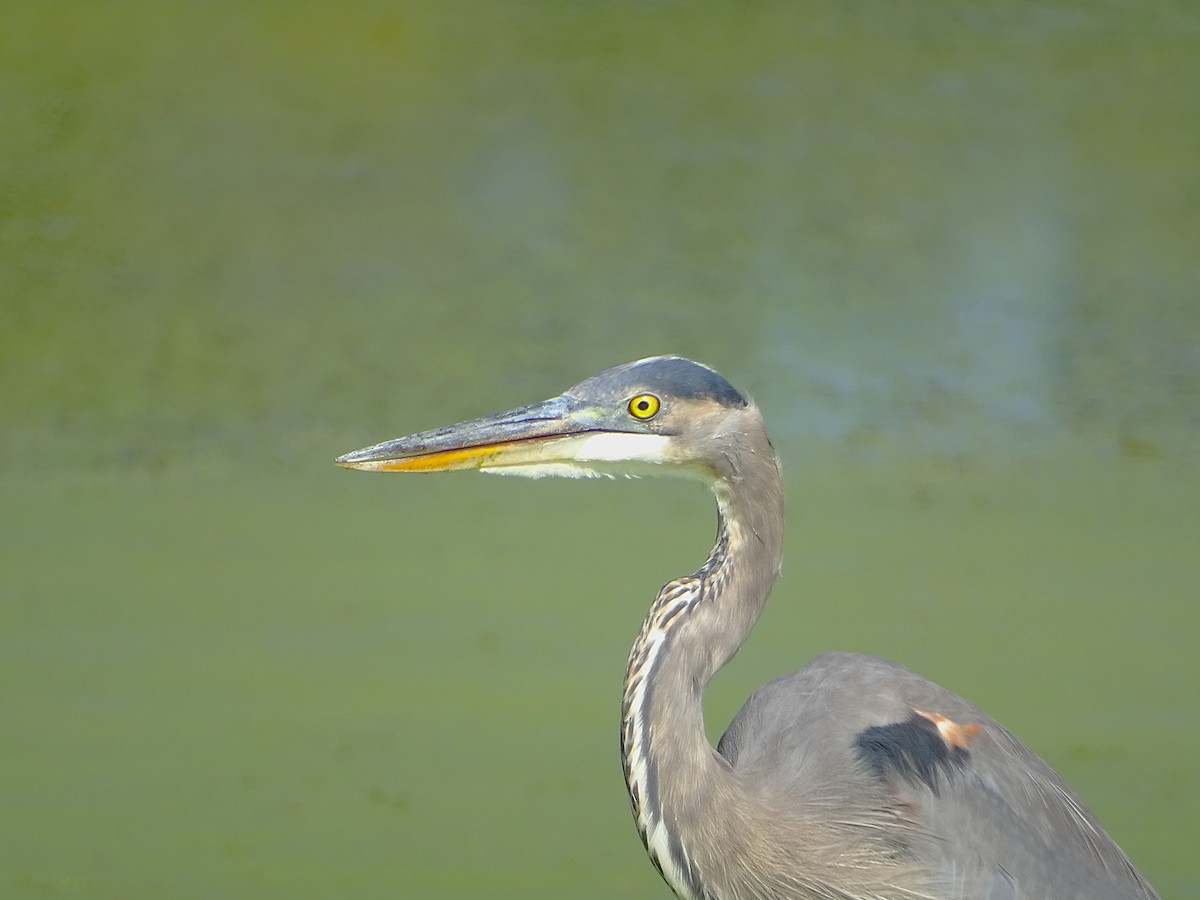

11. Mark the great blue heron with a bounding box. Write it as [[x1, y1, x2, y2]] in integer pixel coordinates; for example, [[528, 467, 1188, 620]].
[[337, 356, 1158, 900]]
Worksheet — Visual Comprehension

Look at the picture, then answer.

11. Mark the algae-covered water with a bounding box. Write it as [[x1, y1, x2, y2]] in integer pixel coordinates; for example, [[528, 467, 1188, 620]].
[[2, 3, 1197, 897]]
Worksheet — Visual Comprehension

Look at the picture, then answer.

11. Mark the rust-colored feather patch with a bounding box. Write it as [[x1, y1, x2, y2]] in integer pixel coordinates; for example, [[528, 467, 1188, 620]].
[[914, 709, 983, 750]]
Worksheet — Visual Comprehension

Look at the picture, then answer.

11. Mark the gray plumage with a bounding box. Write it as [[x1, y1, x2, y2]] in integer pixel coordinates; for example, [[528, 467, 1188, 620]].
[[338, 356, 1159, 900]]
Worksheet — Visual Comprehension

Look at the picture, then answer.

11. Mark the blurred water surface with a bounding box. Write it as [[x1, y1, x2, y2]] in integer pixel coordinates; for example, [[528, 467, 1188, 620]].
[[1, 2, 1197, 898]]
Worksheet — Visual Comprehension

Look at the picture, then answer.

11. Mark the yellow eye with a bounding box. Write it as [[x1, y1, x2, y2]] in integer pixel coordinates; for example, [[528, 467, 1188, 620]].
[[628, 393, 661, 420]]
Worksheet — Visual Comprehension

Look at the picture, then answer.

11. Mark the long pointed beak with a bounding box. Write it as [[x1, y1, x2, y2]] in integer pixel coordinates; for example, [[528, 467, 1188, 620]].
[[336, 395, 595, 473]]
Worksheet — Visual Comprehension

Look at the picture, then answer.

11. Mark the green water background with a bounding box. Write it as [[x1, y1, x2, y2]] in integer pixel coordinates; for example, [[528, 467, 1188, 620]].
[[2, 3, 1197, 897]]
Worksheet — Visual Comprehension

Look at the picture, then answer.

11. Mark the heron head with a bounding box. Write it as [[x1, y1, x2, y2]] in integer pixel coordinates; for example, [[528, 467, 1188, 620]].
[[336, 356, 771, 484]]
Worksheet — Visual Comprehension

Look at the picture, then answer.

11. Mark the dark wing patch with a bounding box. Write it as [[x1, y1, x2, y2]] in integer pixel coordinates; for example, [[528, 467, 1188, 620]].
[[855, 711, 970, 795]]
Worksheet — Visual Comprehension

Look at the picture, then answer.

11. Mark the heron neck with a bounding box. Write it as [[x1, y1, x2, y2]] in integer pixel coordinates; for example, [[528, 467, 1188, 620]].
[[620, 450, 784, 895]]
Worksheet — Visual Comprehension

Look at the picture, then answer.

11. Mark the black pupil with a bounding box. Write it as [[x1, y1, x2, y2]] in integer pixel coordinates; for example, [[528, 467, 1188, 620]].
[[637, 399, 649, 411]]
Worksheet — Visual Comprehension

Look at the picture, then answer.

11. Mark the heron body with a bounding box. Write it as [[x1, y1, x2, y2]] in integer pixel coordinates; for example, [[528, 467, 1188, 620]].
[[338, 356, 1158, 900]]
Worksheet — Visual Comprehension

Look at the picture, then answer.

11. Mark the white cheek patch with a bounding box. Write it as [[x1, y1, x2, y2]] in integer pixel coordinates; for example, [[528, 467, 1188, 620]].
[[483, 462, 612, 480], [477, 431, 718, 484], [562, 432, 674, 463], [478, 432, 675, 479]]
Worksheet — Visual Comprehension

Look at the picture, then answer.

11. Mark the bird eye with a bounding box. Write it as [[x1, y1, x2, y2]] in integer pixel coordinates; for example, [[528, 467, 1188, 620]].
[[628, 393, 661, 420]]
